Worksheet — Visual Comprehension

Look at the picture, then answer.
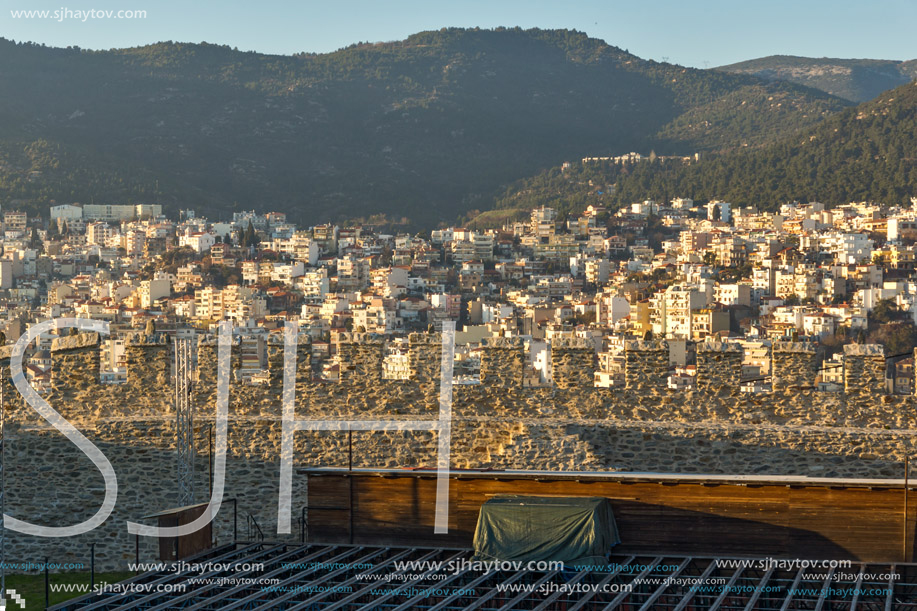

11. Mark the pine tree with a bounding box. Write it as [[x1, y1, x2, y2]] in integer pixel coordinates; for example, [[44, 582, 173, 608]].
[[244, 221, 254, 247], [242, 220, 259, 248]]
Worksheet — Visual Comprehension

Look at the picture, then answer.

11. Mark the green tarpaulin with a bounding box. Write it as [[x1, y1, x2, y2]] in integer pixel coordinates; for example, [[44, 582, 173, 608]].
[[473, 495, 619, 566]]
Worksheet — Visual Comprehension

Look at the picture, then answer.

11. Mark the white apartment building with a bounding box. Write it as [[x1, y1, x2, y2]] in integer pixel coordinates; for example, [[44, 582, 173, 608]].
[[194, 286, 224, 319], [585, 259, 610, 284], [531, 206, 557, 238], [829, 233, 873, 264], [124, 230, 146, 255], [179, 231, 216, 254], [50, 204, 83, 221], [774, 268, 819, 301], [752, 266, 776, 297], [336, 255, 370, 291], [595, 292, 631, 326], [706, 201, 731, 223], [352, 303, 401, 334], [84, 204, 161, 222], [888, 216, 917, 241], [714, 283, 751, 307], [296, 268, 329, 299], [650, 285, 708, 339], [319, 294, 353, 322], [272, 231, 319, 265], [86, 222, 115, 246], [802, 313, 837, 339], [430, 228, 454, 245], [195, 285, 262, 321], [242, 261, 274, 285], [271, 262, 305, 286], [3, 211, 28, 232], [482, 303, 514, 323], [139, 276, 171, 309]]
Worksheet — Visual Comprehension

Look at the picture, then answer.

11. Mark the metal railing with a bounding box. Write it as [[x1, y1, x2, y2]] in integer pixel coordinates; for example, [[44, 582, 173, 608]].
[[247, 513, 264, 542]]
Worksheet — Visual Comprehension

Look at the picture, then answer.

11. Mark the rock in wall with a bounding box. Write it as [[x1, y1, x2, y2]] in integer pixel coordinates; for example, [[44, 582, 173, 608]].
[[480, 337, 524, 387], [337, 333, 384, 385], [772, 342, 818, 389], [696, 341, 743, 392], [551, 338, 595, 390], [624, 340, 669, 390]]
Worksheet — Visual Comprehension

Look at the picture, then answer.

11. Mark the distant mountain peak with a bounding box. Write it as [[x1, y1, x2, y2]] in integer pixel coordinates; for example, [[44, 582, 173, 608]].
[[718, 55, 917, 102]]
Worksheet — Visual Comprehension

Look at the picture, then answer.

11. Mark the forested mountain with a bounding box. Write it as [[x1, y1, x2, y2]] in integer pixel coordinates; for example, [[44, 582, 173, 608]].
[[718, 55, 917, 102], [0, 28, 848, 225], [482, 80, 917, 222]]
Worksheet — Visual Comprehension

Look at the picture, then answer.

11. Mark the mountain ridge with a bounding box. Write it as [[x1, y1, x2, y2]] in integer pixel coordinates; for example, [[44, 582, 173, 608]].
[[0, 28, 849, 226]]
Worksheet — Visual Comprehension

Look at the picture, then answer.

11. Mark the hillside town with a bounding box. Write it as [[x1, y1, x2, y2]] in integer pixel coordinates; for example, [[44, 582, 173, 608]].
[[3, 194, 917, 393]]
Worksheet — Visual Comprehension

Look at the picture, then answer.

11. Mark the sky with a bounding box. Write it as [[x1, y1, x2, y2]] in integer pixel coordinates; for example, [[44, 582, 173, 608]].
[[2, 0, 916, 67]]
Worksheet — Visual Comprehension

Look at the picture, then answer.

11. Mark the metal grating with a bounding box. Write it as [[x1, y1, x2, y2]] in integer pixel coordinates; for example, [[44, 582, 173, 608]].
[[48, 544, 917, 610], [0, 372, 5, 600]]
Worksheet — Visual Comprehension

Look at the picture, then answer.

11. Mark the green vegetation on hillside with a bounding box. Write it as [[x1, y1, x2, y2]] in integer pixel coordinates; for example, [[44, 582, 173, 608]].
[[473, 160, 623, 224], [612, 81, 917, 209], [484, 80, 917, 220], [0, 28, 849, 225]]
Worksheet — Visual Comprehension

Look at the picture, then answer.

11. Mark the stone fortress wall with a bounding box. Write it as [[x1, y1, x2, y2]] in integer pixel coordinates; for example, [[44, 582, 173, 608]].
[[1, 332, 915, 570]]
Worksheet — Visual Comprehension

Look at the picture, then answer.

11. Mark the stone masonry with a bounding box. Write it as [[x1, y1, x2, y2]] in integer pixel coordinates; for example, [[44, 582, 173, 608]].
[[551, 338, 595, 390], [772, 342, 818, 389], [624, 340, 669, 389], [696, 341, 744, 391], [1, 332, 915, 572], [480, 337, 524, 387]]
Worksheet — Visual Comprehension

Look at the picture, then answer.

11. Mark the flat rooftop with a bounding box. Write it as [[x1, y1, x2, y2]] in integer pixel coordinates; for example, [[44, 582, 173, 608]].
[[300, 467, 917, 488]]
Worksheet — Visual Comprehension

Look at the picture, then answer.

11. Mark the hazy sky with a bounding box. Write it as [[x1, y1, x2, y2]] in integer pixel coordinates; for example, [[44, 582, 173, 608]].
[[3, 0, 915, 67]]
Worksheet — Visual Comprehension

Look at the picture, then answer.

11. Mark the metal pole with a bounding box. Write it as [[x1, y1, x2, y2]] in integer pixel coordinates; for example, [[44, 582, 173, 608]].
[[300, 506, 306, 544], [45, 557, 50, 609], [905, 456, 910, 562], [90, 543, 95, 590], [135, 534, 140, 572], [348, 429, 354, 545], [232, 498, 237, 544], [208, 423, 213, 497], [209, 424, 214, 547]]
